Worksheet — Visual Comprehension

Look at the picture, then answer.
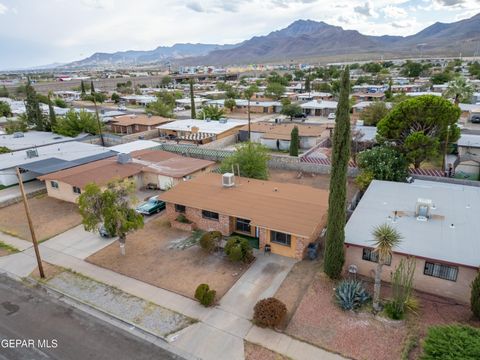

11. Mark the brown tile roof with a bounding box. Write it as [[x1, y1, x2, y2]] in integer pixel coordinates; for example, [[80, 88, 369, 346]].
[[112, 114, 172, 127], [159, 173, 328, 238], [241, 122, 329, 139]]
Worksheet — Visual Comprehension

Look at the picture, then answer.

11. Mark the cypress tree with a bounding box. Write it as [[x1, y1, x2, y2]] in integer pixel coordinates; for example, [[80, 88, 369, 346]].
[[324, 66, 351, 279], [25, 77, 45, 131], [48, 93, 56, 131], [305, 76, 311, 93], [90, 80, 95, 94], [81, 80, 86, 95], [471, 271, 480, 319], [189, 79, 196, 119], [289, 126, 299, 157]]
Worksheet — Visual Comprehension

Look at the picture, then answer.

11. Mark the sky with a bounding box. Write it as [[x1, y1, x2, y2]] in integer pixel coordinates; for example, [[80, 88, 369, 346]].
[[0, 0, 479, 69]]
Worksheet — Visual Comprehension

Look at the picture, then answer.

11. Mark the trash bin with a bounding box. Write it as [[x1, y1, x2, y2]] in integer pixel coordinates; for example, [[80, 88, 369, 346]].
[[307, 242, 319, 260]]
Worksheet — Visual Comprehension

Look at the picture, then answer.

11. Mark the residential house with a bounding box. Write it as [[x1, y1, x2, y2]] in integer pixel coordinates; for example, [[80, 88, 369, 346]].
[[119, 95, 157, 106], [110, 114, 172, 135], [454, 134, 480, 178], [208, 99, 283, 114], [160, 173, 328, 259], [300, 100, 338, 117], [239, 122, 330, 150], [38, 149, 215, 203], [345, 179, 480, 303]]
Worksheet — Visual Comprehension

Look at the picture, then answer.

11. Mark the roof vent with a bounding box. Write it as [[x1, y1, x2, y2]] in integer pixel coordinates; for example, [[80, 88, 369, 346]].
[[13, 132, 24, 138], [26, 149, 38, 158], [415, 198, 432, 221], [222, 173, 235, 188], [117, 153, 132, 164]]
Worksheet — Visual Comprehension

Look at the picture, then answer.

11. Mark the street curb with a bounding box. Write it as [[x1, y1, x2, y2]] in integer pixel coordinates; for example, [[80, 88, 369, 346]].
[[23, 276, 199, 360]]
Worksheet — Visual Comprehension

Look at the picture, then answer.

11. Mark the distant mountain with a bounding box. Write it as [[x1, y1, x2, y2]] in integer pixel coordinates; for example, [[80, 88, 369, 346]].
[[64, 43, 236, 68], [63, 13, 480, 68]]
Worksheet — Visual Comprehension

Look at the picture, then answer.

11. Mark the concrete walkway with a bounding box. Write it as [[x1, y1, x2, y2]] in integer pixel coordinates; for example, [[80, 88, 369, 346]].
[[0, 232, 345, 360], [0, 180, 45, 205]]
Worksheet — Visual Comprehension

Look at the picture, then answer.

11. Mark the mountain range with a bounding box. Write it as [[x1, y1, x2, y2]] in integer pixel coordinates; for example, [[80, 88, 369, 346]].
[[64, 13, 480, 68]]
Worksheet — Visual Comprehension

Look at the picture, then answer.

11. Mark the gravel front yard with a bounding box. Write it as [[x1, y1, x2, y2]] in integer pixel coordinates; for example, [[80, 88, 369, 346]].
[[0, 195, 81, 241], [244, 342, 289, 360], [87, 216, 250, 300], [46, 270, 194, 338]]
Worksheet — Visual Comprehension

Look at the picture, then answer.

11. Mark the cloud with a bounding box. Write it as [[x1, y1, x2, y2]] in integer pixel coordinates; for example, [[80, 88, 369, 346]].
[[0, 2, 7, 14], [81, 0, 114, 10], [383, 6, 407, 18], [392, 21, 412, 28], [354, 2, 376, 17], [434, 0, 465, 6], [186, 1, 204, 12]]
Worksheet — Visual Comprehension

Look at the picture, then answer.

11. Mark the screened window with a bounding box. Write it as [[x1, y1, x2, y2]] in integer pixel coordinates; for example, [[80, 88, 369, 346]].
[[51, 181, 59, 189], [236, 218, 251, 233], [362, 248, 392, 266], [73, 186, 81, 194], [270, 231, 291, 246], [202, 210, 219, 221], [424, 262, 458, 281], [175, 204, 186, 213]]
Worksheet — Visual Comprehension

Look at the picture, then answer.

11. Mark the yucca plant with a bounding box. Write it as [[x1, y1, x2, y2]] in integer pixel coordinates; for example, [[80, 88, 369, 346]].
[[335, 279, 370, 310]]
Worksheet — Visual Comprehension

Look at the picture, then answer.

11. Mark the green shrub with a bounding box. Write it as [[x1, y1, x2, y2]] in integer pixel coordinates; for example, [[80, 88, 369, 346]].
[[335, 279, 370, 310], [421, 325, 480, 360], [355, 171, 374, 191], [176, 214, 190, 224], [199, 231, 222, 253], [384, 301, 404, 320], [224, 236, 253, 263], [387, 257, 416, 320], [471, 271, 480, 319], [194, 283, 216, 307], [253, 298, 287, 328]]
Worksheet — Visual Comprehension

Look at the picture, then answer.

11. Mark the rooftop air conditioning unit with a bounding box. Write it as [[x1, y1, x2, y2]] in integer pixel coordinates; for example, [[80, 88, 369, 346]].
[[13, 132, 24, 138], [117, 153, 132, 164], [415, 198, 432, 221], [26, 149, 38, 159], [222, 173, 235, 188]]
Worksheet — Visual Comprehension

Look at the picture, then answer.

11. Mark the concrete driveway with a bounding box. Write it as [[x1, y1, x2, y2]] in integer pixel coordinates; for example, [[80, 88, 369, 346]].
[[219, 252, 297, 319]]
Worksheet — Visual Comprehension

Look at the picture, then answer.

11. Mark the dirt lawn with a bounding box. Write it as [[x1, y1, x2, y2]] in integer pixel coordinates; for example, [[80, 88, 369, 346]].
[[244, 342, 289, 360], [87, 215, 250, 300], [268, 169, 358, 201], [0, 195, 82, 241]]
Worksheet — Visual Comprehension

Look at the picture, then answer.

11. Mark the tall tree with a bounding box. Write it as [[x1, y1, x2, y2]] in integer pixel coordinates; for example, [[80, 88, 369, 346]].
[[371, 224, 402, 312], [444, 76, 474, 105], [305, 76, 311, 93], [25, 77, 45, 131], [289, 126, 299, 157], [47, 92, 56, 131], [265, 82, 285, 100], [243, 84, 259, 140], [189, 78, 196, 119], [281, 103, 303, 121], [224, 98, 236, 112], [220, 142, 270, 180], [78, 181, 144, 255], [196, 105, 225, 120], [324, 67, 351, 279], [80, 80, 86, 95], [90, 80, 95, 94]]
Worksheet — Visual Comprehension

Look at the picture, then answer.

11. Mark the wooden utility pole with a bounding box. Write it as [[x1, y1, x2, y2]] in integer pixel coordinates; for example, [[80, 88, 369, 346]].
[[16, 167, 44, 278]]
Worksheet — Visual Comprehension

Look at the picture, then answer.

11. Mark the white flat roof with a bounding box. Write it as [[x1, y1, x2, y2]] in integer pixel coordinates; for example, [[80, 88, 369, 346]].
[[0, 141, 111, 170], [458, 134, 480, 148], [345, 180, 480, 267], [0, 131, 75, 151], [109, 140, 160, 153], [300, 100, 338, 110], [157, 119, 247, 135]]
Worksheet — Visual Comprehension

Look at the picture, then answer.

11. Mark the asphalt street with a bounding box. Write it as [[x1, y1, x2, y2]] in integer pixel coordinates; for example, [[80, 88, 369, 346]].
[[0, 274, 182, 360]]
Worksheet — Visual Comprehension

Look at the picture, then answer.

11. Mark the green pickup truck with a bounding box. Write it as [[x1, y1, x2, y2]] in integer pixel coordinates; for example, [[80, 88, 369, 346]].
[[135, 196, 166, 215]]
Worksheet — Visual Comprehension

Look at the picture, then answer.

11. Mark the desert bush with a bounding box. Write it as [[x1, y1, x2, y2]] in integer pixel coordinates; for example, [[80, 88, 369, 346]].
[[355, 170, 375, 191], [335, 279, 370, 310], [194, 283, 216, 307], [253, 298, 287, 328], [199, 231, 222, 253], [386, 257, 416, 320], [224, 236, 253, 263], [176, 214, 191, 224], [471, 271, 480, 319], [421, 325, 480, 360]]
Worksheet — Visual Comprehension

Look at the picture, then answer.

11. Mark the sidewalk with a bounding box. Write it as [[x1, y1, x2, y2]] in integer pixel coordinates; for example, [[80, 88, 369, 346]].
[[0, 235, 346, 360]]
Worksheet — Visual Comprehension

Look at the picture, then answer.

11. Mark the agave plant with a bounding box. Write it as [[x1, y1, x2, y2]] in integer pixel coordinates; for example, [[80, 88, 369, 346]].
[[335, 279, 370, 311]]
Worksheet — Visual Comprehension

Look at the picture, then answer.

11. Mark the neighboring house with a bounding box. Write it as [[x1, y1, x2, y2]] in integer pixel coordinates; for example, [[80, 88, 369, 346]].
[[207, 99, 283, 114], [0, 131, 79, 152], [351, 92, 386, 102], [300, 100, 338, 117], [0, 141, 115, 186], [175, 98, 208, 108], [38, 149, 215, 203], [455, 134, 480, 178], [458, 104, 480, 123], [108, 140, 160, 154], [119, 95, 157, 106], [296, 92, 333, 101], [157, 118, 247, 144], [345, 179, 480, 303], [239, 122, 330, 150], [351, 101, 392, 121], [160, 173, 328, 259], [110, 114, 172, 135]]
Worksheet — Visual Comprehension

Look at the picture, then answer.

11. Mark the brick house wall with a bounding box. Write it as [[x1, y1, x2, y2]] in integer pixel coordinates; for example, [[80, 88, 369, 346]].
[[166, 203, 232, 235]]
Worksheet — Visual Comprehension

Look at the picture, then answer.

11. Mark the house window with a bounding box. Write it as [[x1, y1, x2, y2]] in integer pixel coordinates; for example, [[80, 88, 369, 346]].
[[50, 181, 59, 189], [236, 218, 251, 233], [270, 230, 291, 247], [424, 261, 458, 281], [72, 186, 81, 194], [362, 248, 392, 266], [202, 210, 219, 221], [175, 204, 186, 213]]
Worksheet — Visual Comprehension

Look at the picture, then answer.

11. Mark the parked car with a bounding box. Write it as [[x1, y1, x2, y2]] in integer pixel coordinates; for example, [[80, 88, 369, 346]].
[[135, 196, 166, 215], [98, 224, 115, 238], [471, 115, 480, 124], [293, 113, 307, 119], [146, 183, 159, 190], [174, 106, 185, 112], [327, 112, 336, 120]]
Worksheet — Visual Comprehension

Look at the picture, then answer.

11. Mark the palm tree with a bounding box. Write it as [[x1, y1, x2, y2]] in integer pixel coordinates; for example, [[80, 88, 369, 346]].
[[444, 76, 474, 105], [371, 223, 402, 312], [243, 84, 259, 140]]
